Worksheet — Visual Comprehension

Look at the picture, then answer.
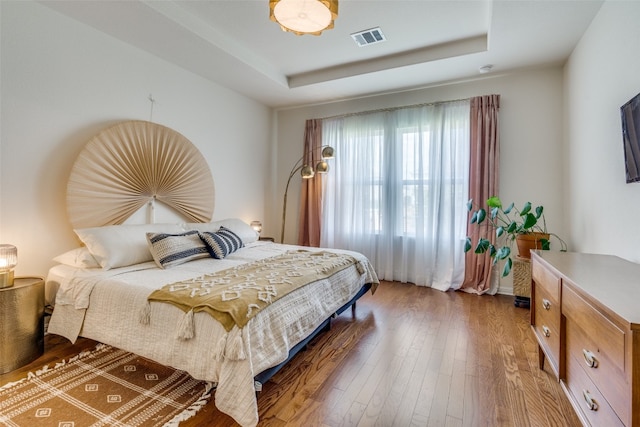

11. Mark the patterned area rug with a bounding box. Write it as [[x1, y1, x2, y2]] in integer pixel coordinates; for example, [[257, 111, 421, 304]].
[[0, 344, 212, 426]]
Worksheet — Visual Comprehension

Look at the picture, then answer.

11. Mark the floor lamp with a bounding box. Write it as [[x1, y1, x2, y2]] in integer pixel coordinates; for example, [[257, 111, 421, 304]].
[[280, 145, 334, 243]]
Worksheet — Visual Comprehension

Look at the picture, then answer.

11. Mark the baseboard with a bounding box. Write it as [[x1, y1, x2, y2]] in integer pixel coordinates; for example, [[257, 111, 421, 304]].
[[497, 284, 514, 296]]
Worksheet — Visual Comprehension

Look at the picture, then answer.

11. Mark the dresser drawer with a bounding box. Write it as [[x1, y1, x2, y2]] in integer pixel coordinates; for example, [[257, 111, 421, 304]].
[[532, 258, 560, 302], [563, 285, 629, 424], [562, 285, 626, 371], [566, 316, 629, 424], [566, 353, 625, 427], [533, 285, 561, 374]]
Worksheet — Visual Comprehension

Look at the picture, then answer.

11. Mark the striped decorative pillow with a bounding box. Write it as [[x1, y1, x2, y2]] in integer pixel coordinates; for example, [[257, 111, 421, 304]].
[[146, 230, 210, 268], [199, 226, 244, 259]]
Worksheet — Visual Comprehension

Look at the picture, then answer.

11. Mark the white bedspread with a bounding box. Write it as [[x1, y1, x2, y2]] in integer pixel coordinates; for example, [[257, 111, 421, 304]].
[[47, 241, 378, 427]]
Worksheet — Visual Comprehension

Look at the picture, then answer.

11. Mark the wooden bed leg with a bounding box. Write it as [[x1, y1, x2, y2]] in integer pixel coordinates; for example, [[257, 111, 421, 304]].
[[351, 302, 356, 317]]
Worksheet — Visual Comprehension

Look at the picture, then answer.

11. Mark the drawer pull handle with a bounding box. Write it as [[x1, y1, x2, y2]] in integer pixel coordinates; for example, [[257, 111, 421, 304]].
[[582, 390, 599, 411], [542, 299, 551, 310], [582, 349, 599, 368], [542, 326, 551, 337]]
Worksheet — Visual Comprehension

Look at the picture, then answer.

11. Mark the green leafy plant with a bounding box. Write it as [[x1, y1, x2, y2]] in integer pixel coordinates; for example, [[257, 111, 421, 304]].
[[464, 196, 567, 277]]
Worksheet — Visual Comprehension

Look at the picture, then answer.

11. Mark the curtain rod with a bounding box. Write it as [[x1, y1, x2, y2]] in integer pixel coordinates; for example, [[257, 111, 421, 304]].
[[319, 96, 472, 121]]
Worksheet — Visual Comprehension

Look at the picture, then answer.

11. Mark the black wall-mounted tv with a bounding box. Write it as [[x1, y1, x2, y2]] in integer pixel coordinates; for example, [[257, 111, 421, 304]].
[[621, 91, 640, 183]]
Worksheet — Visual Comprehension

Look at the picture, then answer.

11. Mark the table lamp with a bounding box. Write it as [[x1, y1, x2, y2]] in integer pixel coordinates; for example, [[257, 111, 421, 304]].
[[0, 244, 17, 288], [250, 221, 263, 235]]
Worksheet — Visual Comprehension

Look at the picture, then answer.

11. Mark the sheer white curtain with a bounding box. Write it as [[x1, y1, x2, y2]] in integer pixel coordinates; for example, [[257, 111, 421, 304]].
[[320, 100, 470, 291]]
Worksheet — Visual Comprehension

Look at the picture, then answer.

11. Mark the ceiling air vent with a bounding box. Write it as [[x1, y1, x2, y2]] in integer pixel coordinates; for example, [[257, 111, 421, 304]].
[[351, 27, 386, 47]]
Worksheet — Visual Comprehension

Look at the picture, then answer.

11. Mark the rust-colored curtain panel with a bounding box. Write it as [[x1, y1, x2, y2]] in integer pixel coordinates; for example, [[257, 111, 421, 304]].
[[461, 94, 500, 294], [297, 119, 324, 247]]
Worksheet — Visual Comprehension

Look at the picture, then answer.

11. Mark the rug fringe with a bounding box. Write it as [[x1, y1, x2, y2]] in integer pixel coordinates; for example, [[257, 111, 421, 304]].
[[162, 381, 214, 427], [1, 343, 108, 393], [0, 376, 28, 392]]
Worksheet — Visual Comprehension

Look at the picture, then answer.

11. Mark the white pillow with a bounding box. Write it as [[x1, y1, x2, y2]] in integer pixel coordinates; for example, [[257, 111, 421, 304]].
[[53, 247, 101, 269], [74, 223, 183, 269], [185, 218, 259, 244]]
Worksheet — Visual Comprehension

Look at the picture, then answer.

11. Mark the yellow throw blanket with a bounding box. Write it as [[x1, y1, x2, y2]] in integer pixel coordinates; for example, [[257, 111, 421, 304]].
[[146, 250, 362, 334]]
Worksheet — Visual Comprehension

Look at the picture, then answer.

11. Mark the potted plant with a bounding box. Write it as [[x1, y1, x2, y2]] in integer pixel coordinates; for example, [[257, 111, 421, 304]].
[[464, 196, 567, 277]]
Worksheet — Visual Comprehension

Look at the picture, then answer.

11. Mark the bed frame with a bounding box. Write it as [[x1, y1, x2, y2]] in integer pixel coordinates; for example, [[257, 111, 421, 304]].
[[254, 282, 372, 389]]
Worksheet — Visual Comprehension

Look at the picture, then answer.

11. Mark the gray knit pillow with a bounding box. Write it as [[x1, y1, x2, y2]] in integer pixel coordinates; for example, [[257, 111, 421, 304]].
[[146, 230, 210, 268]]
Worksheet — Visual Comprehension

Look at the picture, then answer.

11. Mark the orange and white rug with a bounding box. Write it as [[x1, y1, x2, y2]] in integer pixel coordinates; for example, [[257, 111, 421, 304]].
[[0, 343, 212, 426]]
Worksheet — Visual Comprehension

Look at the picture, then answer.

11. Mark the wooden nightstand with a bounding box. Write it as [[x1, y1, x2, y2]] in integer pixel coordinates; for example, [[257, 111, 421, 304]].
[[259, 237, 275, 242], [0, 277, 45, 374]]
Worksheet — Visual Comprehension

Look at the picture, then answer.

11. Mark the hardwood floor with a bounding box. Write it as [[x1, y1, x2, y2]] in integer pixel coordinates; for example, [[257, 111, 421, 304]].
[[0, 281, 582, 427]]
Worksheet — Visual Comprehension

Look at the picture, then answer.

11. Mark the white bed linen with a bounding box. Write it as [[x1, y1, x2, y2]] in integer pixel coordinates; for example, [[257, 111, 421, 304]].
[[46, 241, 378, 427]]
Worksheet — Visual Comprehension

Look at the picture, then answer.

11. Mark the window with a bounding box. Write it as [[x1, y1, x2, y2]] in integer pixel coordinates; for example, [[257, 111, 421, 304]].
[[320, 100, 470, 290]]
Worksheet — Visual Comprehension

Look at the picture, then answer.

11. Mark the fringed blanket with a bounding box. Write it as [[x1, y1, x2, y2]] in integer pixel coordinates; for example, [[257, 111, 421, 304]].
[[141, 250, 362, 349]]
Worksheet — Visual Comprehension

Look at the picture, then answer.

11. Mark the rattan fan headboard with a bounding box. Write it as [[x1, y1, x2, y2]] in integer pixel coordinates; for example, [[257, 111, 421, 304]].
[[66, 120, 214, 229]]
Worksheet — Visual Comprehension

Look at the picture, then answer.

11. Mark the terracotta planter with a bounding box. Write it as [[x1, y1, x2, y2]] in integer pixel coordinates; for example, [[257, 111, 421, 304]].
[[515, 232, 550, 259]]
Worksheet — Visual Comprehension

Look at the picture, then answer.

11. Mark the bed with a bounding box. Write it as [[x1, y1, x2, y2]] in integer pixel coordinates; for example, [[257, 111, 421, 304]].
[[46, 121, 379, 427]]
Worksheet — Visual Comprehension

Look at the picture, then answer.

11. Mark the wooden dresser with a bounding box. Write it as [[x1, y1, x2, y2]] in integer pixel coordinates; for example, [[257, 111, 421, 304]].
[[531, 251, 640, 427]]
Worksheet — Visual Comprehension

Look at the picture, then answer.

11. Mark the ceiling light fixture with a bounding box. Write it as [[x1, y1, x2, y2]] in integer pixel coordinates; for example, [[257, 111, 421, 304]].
[[269, 0, 338, 36]]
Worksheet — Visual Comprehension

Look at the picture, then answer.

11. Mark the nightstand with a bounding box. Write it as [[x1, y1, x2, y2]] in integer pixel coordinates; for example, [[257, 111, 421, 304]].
[[0, 277, 45, 373], [259, 237, 275, 242]]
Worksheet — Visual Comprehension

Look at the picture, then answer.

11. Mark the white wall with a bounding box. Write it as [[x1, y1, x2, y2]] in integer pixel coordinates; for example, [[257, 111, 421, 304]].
[[0, 1, 272, 278], [275, 68, 566, 293], [564, 0, 640, 263]]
